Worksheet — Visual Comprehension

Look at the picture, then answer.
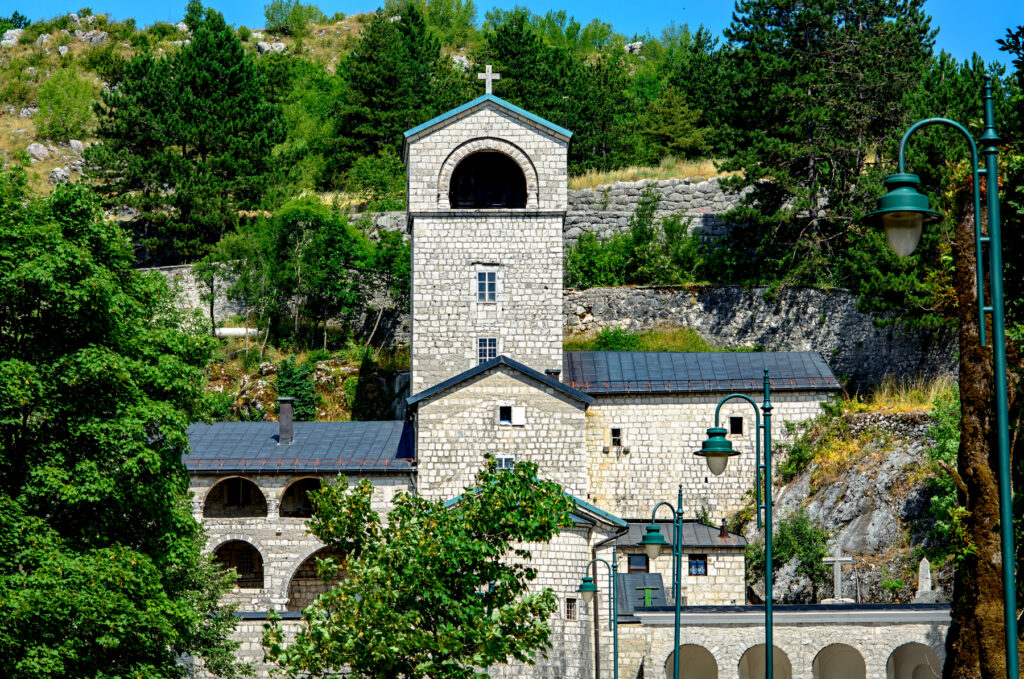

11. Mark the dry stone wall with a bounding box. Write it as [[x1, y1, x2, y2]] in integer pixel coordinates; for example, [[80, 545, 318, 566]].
[[566, 286, 957, 390]]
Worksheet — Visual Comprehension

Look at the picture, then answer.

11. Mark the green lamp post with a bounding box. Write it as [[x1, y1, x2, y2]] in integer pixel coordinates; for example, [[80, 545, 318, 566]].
[[694, 369, 774, 679], [863, 78, 1018, 679], [577, 551, 619, 679], [639, 484, 685, 679]]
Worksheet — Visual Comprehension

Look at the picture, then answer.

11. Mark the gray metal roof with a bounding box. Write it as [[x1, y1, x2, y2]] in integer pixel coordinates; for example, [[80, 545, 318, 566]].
[[623, 519, 746, 549], [615, 573, 667, 621], [407, 355, 594, 407], [562, 351, 840, 395], [184, 421, 414, 474]]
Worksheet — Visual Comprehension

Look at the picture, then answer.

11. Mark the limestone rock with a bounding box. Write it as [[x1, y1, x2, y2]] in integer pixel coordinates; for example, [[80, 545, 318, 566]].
[[80, 30, 108, 45], [624, 40, 643, 54], [35, 33, 50, 47], [1, 28, 23, 48], [256, 41, 286, 54], [68, 13, 81, 24], [58, 45, 69, 56], [451, 54, 469, 70], [19, 106, 37, 118], [26, 142, 49, 162], [69, 139, 85, 153], [48, 167, 70, 184], [175, 21, 190, 33]]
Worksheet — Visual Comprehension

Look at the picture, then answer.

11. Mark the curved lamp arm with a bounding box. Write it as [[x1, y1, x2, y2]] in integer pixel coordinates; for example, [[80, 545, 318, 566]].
[[712, 392, 764, 527], [896, 118, 987, 345]]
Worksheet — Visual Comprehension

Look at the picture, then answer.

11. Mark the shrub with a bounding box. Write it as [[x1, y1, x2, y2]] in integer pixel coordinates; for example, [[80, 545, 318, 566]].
[[277, 356, 318, 420], [746, 509, 831, 599], [146, 21, 180, 40], [237, 25, 252, 42], [35, 67, 95, 141], [264, 0, 326, 37], [79, 43, 127, 83], [346, 150, 406, 211], [590, 327, 642, 351]]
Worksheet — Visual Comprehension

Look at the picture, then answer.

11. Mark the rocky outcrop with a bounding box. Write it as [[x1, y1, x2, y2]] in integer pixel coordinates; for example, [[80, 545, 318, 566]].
[[26, 142, 49, 162], [1, 28, 24, 48], [257, 41, 286, 54], [564, 285, 957, 389]]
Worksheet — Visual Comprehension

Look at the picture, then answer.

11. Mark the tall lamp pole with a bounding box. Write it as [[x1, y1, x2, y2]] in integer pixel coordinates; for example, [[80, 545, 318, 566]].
[[694, 369, 774, 679], [577, 552, 619, 679], [639, 484, 685, 679], [863, 78, 1018, 679]]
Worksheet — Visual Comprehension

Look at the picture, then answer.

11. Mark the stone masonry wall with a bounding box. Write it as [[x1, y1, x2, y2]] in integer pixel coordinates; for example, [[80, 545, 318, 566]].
[[623, 546, 747, 606], [586, 390, 830, 520], [566, 285, 958, 390], [415, 366, 588, 501]]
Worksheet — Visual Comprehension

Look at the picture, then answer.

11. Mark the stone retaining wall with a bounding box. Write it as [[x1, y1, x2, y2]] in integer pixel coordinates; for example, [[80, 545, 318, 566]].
[[564, 286, 957, 390]]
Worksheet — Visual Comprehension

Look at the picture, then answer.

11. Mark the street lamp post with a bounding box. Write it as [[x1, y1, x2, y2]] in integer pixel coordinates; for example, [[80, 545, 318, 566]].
[[863, 77, 1018, 679], [577, 552, 619, 679], [639, 484, 685, 679], [694, 369, 774, 679]]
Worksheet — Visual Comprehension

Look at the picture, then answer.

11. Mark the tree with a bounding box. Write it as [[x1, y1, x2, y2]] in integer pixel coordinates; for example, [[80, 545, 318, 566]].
[[638, 85, 709, 163], [745, 509, 830, 602], [35, 67, 95, 142], [264, 458, 574, 678], [87, 1, 282, 265], [0, 169, 242, 678], [277, 356, 317, 420]]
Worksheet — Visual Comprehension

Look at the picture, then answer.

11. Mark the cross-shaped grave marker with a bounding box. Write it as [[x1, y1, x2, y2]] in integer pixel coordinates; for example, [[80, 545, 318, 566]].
[[823, 542, 854, 601], [478, 64, 500, 94]]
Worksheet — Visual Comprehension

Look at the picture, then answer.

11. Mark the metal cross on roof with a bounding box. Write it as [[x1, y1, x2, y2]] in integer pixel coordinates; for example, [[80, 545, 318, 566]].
[[823, 542, 854, 599], [478, 64, 500, 94]]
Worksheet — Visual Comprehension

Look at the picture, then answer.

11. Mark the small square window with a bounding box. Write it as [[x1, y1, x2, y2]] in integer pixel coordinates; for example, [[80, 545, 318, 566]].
[[565, 597, 577, 620], [610, 428, 623, 447], [628, 554, 649, 573], [477, 271, 496, 302], [730, 416, 743, 435], [688, 554, 708, 576], [478, 337, 497, 364], [499, 406, 512, 424], [496, 454, 516, 471]]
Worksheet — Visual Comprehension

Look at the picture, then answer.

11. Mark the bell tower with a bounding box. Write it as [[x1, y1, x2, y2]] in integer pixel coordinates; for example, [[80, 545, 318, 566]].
[[402, 69, 572, 394]]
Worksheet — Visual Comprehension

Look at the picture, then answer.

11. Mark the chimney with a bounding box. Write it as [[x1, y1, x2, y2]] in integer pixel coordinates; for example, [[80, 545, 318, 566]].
[[278, 397, 295, 444], [719, 518, 729, 539]]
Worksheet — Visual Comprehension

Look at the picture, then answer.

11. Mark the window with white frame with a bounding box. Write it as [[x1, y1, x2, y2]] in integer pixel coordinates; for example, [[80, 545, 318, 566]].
[[477, 271, 496, 302], [498, 405, 526, 426], [496, 454, 516, 471], [478, 337, 497, 363]]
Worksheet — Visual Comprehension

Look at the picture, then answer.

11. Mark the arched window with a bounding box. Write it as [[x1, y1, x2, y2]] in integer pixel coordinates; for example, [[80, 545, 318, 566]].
[[213, 540, 264, 589], [448, 152, 527, 208], [813, 644, 866, 679], [286, 548, 346, 612], [280, 478, 322, 518], [738, 645, 792, 679], [665, 644, 718, 678], [203, 477, 268, 518], [886, 642, 941, 679]]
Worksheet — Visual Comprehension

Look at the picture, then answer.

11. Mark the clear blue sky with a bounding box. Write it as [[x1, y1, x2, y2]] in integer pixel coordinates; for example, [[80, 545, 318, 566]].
[[20, 0, 1023, 66]]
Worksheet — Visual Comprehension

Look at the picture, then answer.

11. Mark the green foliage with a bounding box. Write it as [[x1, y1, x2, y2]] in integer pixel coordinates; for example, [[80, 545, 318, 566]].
[[264, 458, 574, 678], [277, 356, 317, 420], [590, 327, 643, 351], [0, 11, 30, 33], [237, 25, 252, 42], [88, 1, 283, 265], [746, 509, 831, 599], [0, 169, 243, 678], [565, 187, 708, 288], [34, 67, 94, 141], [346, 149, 406, 210], [264, 0, 326, 38], [342, 375, 359, 408], [638, 85, 710, 162], [79, 42, 128, 84]]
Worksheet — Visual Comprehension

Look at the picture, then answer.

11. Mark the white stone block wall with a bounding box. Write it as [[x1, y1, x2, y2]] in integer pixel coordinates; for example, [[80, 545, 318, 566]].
[[415, 367, 588, 501], [410, 214, 564, 392], [623, 546, 746, 607], [585, 390, 830, 519]]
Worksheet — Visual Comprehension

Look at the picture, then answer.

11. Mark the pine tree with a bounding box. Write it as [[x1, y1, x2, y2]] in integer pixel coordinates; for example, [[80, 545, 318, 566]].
[[638, 85, 709, 163], [87, 2, 282, 265]]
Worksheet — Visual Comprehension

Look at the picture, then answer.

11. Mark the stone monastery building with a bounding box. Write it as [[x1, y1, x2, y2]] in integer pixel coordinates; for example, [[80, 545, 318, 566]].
[[187, 85, 951, 679]]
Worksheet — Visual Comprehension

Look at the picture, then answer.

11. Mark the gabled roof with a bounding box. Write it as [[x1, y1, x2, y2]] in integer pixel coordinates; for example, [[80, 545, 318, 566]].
[[406, 355, 594, 407], [444, 489, 627, 529], [403, 94, 573, 143], [562, 351, 841, 395], [622, 519, 746, 549], [184, 421, 414, 474]]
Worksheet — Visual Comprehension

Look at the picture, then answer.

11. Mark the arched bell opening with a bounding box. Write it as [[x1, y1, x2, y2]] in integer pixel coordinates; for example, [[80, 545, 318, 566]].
[[202, 477, 268, 518], [280, 478, 322, 518], [448, 151, 527, 209], [213, 540, 265, 589]]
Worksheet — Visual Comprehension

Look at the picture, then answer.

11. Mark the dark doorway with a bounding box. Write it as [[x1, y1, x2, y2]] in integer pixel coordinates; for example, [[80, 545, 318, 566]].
[[449, 152, 527, 208], [213, 540, 265, 589]]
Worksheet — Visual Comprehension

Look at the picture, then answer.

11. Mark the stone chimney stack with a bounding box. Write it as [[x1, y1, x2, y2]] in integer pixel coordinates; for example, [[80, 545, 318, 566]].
[[719, 518, 729, 539], [278, 397, 295, 444]]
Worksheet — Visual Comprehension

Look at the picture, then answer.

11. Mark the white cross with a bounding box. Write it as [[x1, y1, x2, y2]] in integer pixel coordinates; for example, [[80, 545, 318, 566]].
[[823, 543, 854, 599], [478, 64, 500, 94]]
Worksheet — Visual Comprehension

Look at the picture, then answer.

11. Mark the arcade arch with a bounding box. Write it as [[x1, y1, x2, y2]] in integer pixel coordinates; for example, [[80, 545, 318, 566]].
[[203, 477, 267, 518], [886, 642, 941, 679], [664, 644, 718, 679], [738, 645, 792, 679], [813, 643, 866, 679], [213, 540, 264, 589], [449, 151, 527, 208], [280, 477, 322, 518], [285, 547, 346, 612]]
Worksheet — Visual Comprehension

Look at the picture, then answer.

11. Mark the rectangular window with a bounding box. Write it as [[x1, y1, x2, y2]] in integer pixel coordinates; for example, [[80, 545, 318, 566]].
[[477, 271, 496, 302], [628, 554, 649, 573], [477, 337, 497, 364], [688, 554, 708, 576], [610, 428, 623, 447], [730, 416, 744, 435], [499, 406, 512, 424], [496, 454, 516, 471], [565, 597, 577, 621]]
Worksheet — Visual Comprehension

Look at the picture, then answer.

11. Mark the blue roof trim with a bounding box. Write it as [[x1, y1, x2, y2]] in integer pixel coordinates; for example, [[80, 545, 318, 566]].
[[407, 355, 594, 407], [445, 489, 626, 528], [403, 94, 573, 140]]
